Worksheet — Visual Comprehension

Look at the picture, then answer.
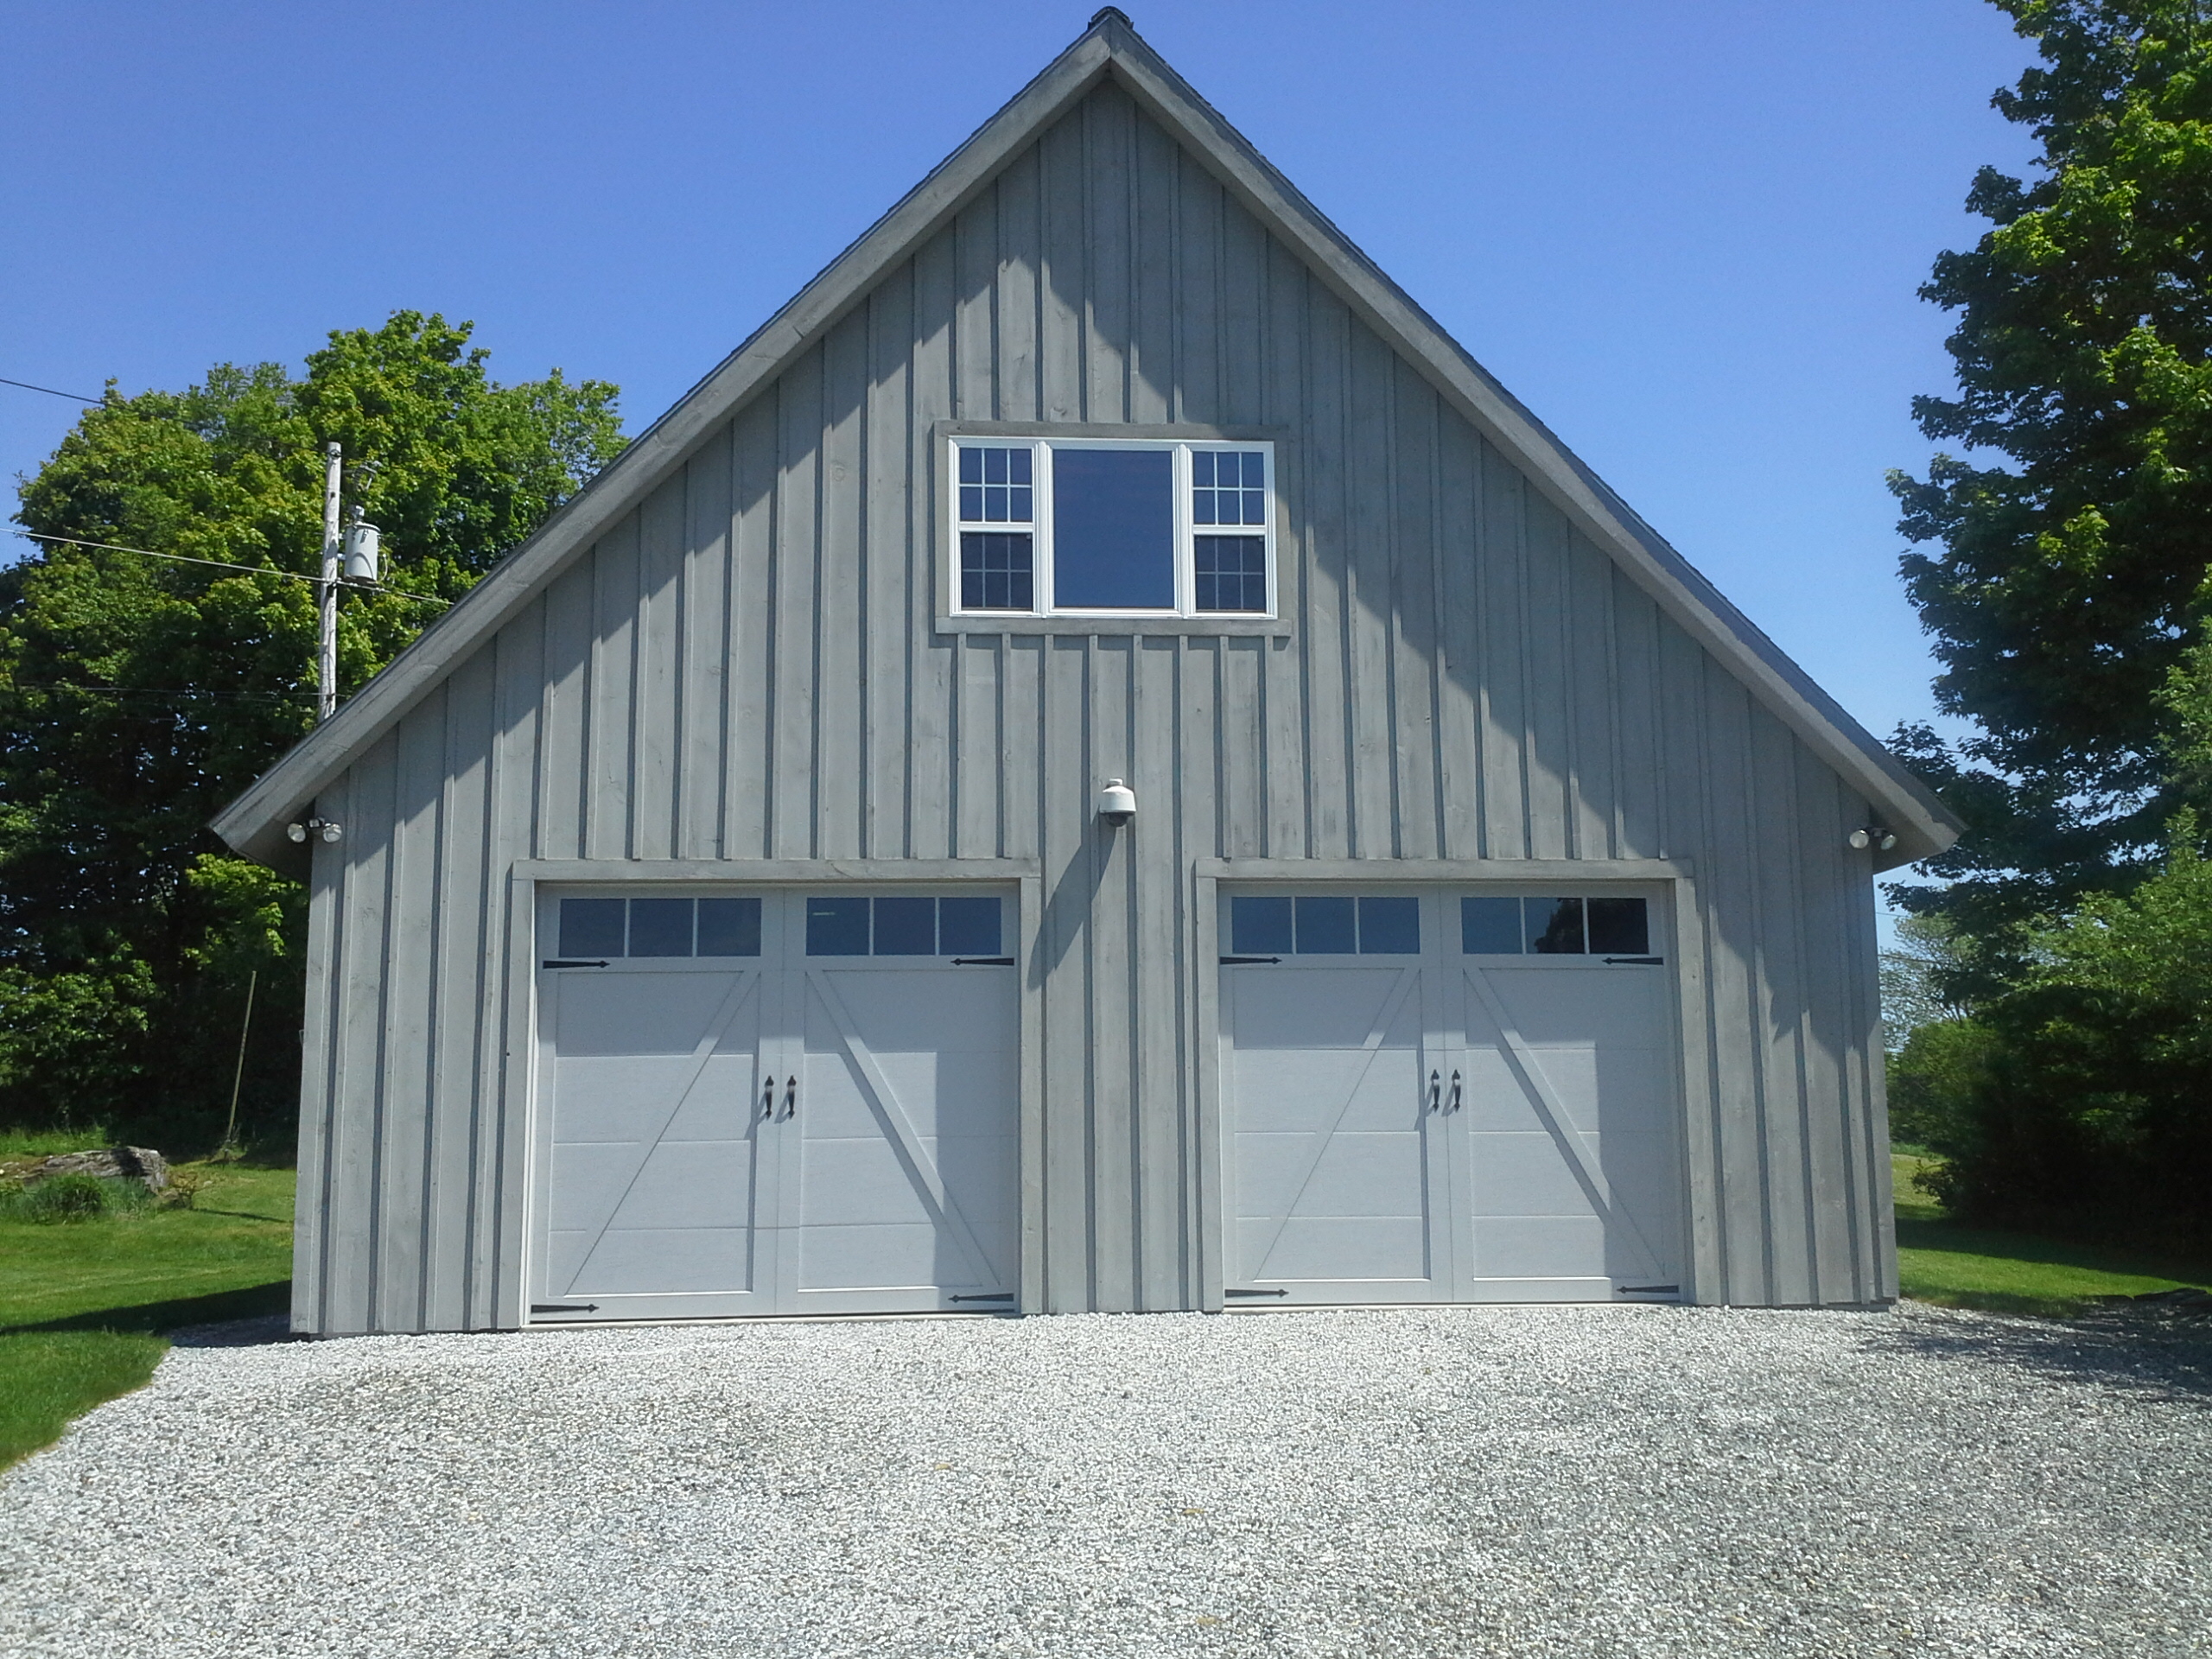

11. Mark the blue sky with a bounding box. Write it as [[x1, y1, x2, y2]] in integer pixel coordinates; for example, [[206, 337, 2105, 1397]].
[[3, 1, 2037, 752]]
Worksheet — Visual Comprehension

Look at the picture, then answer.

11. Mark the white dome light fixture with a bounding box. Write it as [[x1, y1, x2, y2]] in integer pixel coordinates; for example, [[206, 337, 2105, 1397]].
[[1096, 778, 1136, 825]]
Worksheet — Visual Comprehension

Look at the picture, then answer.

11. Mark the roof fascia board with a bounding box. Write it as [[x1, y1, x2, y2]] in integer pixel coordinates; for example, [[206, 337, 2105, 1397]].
[[213, 32, 1120, 865], [1094, 26, 1958, 861]]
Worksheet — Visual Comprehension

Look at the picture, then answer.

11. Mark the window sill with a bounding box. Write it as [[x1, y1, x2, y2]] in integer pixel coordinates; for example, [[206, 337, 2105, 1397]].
[[935, 611, 1293, 638]]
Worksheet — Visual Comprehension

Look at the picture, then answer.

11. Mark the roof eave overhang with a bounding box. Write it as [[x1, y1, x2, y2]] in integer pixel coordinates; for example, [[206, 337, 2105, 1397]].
[[212, 14, 1961, 873]]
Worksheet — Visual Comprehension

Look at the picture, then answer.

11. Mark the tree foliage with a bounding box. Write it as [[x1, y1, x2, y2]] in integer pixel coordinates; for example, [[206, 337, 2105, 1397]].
[[0, 312, 622, 1147], [1910, 823, 2212, 1243], [1890, 0, 2212, 939]]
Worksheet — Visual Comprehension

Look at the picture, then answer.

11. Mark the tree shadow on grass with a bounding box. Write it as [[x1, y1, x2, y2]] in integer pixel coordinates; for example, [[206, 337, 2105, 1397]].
[[0, 1281, 291, 1339], [1870, 1300, 2212, 1403]]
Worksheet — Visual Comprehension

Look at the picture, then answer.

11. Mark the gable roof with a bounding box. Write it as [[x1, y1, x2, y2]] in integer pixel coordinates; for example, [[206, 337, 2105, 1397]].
[[214, 9, 1961, 874]]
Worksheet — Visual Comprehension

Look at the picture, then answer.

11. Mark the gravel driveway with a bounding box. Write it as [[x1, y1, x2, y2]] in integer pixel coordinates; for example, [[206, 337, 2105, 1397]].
[[2, 1304, 2206, 1658]]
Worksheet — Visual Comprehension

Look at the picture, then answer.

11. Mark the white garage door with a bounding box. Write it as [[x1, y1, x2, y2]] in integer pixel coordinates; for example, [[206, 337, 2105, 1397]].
[[1221, 890, 1682, 1305], [532, 890, 1019, 1322]]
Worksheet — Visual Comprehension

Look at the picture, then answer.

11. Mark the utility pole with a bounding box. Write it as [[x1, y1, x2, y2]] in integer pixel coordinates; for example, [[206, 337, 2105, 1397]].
[[317, 441, 342, 722]]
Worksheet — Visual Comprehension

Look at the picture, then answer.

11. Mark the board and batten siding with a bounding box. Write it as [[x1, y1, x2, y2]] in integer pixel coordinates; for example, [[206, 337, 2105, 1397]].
[[290, 82, 1896, 1333]]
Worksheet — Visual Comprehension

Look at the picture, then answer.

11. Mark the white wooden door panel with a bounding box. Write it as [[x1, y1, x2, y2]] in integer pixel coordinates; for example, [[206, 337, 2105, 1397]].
[[539, 969, 773, 1318], [1456, 961, 1676, 1293], [1224, 964, 1447, 1301], [785, 965, 1015, 1312]]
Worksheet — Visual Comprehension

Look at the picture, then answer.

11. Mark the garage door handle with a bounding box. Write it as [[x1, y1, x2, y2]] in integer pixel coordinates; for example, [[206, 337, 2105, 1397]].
[[760, 1077, 776, 1122], [1448, 1070, 1462, 1113], [1427, 1070, 1440, 1112], [779, 1076, 797, 1121]]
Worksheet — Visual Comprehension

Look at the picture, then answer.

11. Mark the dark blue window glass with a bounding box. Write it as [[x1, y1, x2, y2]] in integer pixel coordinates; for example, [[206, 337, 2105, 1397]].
[[1194, 537, 1267, 613], [961, 533, 1033, 611], [1529, 897, 1586, 955], [806, 896, 871, 956], [1294, 895, 1357, 955], [959, 448, 983, 484], [558, 898, 625, 958], [696, 897, 762, 957], [1357, 897, 1420, 954], [1586, 896, 1649, 955], [872, 896, 937, 956], [1230, 895, 1293, 955], [1052, 448, 1173, 608], [627, 898, 694, 957], [1461, 897, 1522, 956], [938, 896, 1001, 956]]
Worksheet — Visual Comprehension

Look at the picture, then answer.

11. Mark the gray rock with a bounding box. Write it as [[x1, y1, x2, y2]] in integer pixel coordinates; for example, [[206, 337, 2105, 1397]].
[[18, 1147, 168, 1192]]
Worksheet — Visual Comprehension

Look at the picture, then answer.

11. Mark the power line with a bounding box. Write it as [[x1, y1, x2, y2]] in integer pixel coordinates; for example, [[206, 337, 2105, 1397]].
[[10, 530, 451, 608], [0, 375, 103, 404], [5, 683, 316, 703]]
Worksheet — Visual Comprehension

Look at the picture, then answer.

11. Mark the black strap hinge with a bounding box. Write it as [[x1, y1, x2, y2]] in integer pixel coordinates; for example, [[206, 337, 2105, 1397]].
[[1224, 1287, 1289, 1298], [531, 1302, 601, 1313], [951, 957, 1015, 966], [541, 959, 609, 969], [1218, 956, 1281, 965], [1615, 1285, 1680, 1295], [950, 1292, 1014, 1303], [1603, 957, 1664, 966]]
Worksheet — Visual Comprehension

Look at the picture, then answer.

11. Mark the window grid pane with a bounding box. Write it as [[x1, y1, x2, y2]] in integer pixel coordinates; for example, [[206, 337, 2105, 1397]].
[[696, 898, 762, 957], [938, 896, 1001, 956], [957, 447, 1033, 525], [626, 897, 695, 957], [1194, 536, 1267, 613], [1230, 895, 1293, 955], [1294, 895, 1357, 954], [1528, 898, 1586, 955], [1357, 896, 1420, 954], [806, 897, 871, 957], [1192, 449, 1267, 529], [1586, 897, 1649, 955], [960, 532, 1034, 611], [558, 898, 626, 958]]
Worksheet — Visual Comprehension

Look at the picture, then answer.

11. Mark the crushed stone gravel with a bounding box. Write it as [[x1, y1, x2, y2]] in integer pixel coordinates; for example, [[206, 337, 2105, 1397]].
[[2, 1303, 2207, 1657]]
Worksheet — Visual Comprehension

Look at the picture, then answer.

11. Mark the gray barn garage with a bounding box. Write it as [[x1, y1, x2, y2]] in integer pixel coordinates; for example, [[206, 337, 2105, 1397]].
[[215, 11, 1959, 1335]]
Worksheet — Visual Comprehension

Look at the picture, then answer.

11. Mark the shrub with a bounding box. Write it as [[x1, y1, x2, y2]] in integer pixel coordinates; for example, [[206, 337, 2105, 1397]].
[[20, 1173, 112, 1223], [1929, 828, 2212, 1246], [1886, 1018, 1997, 1153]]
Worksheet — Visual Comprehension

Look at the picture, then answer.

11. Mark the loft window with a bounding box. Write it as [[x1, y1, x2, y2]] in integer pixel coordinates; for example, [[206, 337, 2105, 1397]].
[[950, 438, 1274, 618]]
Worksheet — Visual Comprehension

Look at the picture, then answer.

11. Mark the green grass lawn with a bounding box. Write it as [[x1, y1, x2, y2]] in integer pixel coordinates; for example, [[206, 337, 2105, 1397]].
[[0, 1141, 294, 1470], [1892, 1152, 2210, 1316]]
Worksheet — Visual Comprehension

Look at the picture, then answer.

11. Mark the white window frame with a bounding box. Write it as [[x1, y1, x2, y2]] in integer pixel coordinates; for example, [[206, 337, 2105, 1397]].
[[947, 436, 1276, 620]]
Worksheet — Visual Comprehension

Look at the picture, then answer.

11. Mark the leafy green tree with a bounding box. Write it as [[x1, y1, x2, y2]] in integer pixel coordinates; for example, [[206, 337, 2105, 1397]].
[[1889, 0, 2212, 955], [1921, 822, 2212, 1240], [0, 311, 622, 1147]]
